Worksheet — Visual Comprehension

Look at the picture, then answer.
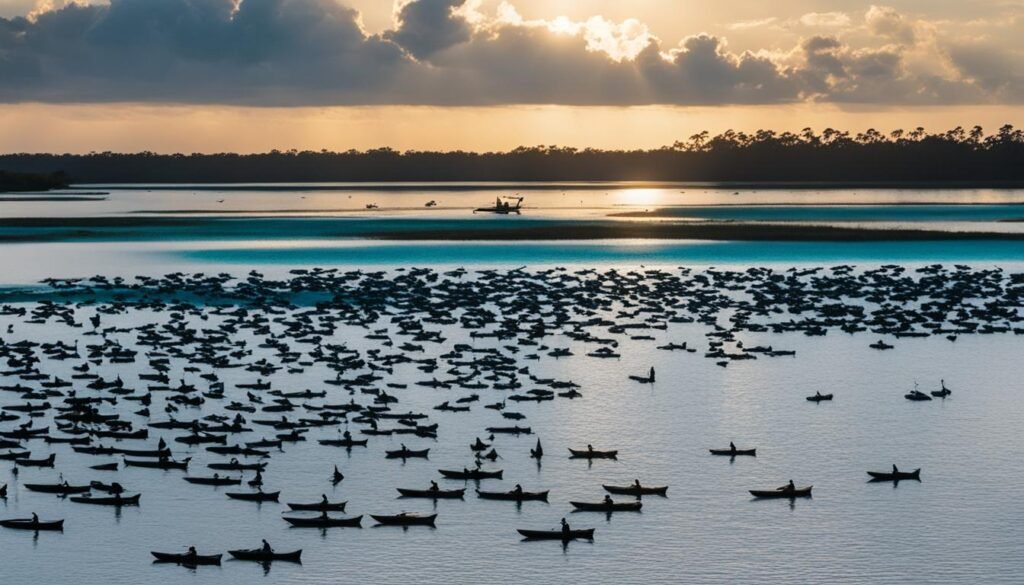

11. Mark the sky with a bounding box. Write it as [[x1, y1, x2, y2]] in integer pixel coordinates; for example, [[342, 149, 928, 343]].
[[0, 0, 1022, 153]]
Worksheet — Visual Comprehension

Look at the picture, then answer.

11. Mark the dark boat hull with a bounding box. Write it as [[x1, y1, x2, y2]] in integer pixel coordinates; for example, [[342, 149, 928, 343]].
[[287, 501, 347, 512], [750, 486, 813, 498], [709, 449, 756, 456], [568, 449, 617, 459], [570, 501, 642, 512], [283, 515, 362, 528], [602, 484, 668, 497], [228, 549, 302, 562], [371, 513, 437, 526], [151, 552, 222, 565], [476, 490, 548, 502], [69, 494, 141, 506], [517, 528, 594, 540], [397, 488, 465, 499], [1, 519, 64, 531], [867, 469, 921, 481]]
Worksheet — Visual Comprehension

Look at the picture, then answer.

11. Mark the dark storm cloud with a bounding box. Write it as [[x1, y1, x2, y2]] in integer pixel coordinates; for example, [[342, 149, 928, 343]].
[[0, 0, 1014, 105]]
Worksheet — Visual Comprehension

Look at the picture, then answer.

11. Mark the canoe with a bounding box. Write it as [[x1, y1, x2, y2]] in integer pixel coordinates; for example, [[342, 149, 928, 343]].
[[318, 438, 368, 447], [226, 491, 280, 502], [25, 483, 91, 495], [569, 449, 617, 459], [0, 451, 30, 460], [806, 394, 833, 402], [867, 469, 921, 482], [1, 518, 64, 531], [750, 486, 813, 498], [69, 494, 141, 506], [208, 461, 266, 471], [371, 513, 436, 526], [438, 469, 503, 480], [517, 528, 594, 541], [385, 448, 429, 459], [397, 488, 465, 499], [602, 484, 668, 497], [151, 552, 222, 565], [709, 448, 756, 456], [125, 458, 189, 470], [283, 514, 362, 528], [90, 462, 119, 471], [15, 453, 55, 467], [570, 501, 642, 512], [486, 426, 531, 435], [228, 548, 302, 563], [184, 476, 241, 486], [476, 489, 548, 502], [287, 501, 347, 512]]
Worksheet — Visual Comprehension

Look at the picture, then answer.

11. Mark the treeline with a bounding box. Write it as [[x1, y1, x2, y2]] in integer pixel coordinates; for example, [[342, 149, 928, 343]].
[[0, 170, 70, 192], [1, 125, 1023, 184]]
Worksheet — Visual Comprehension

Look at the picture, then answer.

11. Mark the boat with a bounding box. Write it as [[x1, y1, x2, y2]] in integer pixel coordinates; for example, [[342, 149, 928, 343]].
[[602, 484, 668, 497], [439, 468, 503, 480], [124, 458, 190, 470], [69, 494, 141, 506], [806, 393, 833, 402], [474, 196, 523, 215], [227, 548, 302, 563], [570, 500, 642, 512], [709, 448, 756, 456], [184, 476, 241, 486], [476, 489, 549, 502], [151, 551, 222, 565], [287, 500, 347, 512], [750, 486, 813, 498], [318, 438, 368, 448], [282, 514, 362, 528], [905, 390, 932, 401], [867, 468, 921, 482], [530, 439, 543, 459], [385, 448, 429, 459], [226, 491, 280, 502], [568, 448, 617, 459], [24, 483, 91, 495], [517, 528, 594, 541], [90, 462, 119, 471], [371, 513, 437, 526], [15, 453, 55, 467], [397, 488, 465, 499], [1, 518, 64, 531]]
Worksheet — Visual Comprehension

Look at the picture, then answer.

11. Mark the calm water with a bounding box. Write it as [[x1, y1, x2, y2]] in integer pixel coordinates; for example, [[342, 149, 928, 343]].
[[1, 184, 1024, 584]]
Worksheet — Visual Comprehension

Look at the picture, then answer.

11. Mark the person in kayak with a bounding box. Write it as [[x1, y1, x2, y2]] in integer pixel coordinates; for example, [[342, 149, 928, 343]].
[[186, 546, 197, 561], [633, 478, 642, 489], [560, 518, 570, 537], [429, 480, 439, 492], [729, 441, 736, 453], [783, 480, 795, 492], [261, 539, 272, 554], [603, 494, 613, 506], [892, 464, 899, 475], [513, 484, 523, 495], [321, 494, 329, 506]]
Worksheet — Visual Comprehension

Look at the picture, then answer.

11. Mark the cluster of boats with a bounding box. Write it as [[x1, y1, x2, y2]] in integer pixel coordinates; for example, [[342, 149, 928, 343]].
[[0, 264, 985, 565]]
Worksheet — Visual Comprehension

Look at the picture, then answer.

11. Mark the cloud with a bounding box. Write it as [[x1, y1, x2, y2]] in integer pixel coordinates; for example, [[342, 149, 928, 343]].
[[799, 12, 851, 28], [383, 0, 471, 60], [866, 5, 916, 44], [0, 0, 1017, 106]]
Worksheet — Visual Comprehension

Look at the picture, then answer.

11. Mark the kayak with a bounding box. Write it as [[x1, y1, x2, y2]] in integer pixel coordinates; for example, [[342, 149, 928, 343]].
[[750, 486, 813, 498], [439, 469, 503, 480], [518, 528, 594, 541], [69, 494, 141, 506], [1, 518, 64, 531], [371, 513, 436, 526], [476, 489, 548, 502], [709, 448, 756, 456], [318, 438, 368, 447], [15, 453, 56, 467], [227, 491, 280, 502], [283, 515, 362, 528], [228, 548, 302, 563], [25, 483, 90, 495], [90, 462, 119, 471], [602, 484, 668, 497], [569, 449, 617, 459], [151, 552, 222, 565], [385, 448, 430, 459], [124, 458, 190, 470], [806, 394, 833, 402], [570, 501, 642, 512], [184, 476, 241, 486], [867, 469, 921, 482], [287, 500, 347, 512], [397, 488, 465, 499]]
